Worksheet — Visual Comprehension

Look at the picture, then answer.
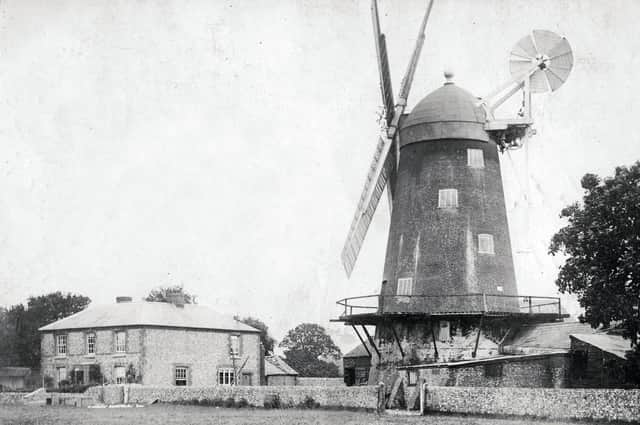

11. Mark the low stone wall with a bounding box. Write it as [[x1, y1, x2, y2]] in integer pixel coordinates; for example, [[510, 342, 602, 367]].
[[85, 385, 123, 405], [425, 386, 640, 422], [125, 384, 378, 410], [0, 392, 26, 404], [297, 377, 345, 387]]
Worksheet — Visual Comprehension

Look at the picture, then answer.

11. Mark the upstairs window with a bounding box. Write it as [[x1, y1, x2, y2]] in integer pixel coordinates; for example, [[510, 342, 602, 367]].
[[467, 148, 484, 168], [438, 189, 458, 208], [115, 331, 126, 353], [230, 335, 240, 357], [87, 333, 96, 355], [218, 368, 235, 386], [175, 366, 188, 386], [56, 335, 67, 356], [478, 234, 495, 254], [397, 277, 413, 296]]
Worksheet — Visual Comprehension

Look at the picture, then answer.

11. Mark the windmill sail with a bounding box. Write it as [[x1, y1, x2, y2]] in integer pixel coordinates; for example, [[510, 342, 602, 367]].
[[341, 0, 435, 277]]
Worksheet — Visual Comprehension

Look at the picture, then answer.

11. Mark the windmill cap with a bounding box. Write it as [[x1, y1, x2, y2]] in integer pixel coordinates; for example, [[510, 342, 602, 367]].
[[400, 83, 489, 146]]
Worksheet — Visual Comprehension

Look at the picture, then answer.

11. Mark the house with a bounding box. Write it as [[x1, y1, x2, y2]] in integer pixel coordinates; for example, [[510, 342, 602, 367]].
[[39, 294, 262, 387], [0, 367, 32, 391], [264, 356, 298, 386], [343, 343, 372, 386], [569, 333, 633, 388]]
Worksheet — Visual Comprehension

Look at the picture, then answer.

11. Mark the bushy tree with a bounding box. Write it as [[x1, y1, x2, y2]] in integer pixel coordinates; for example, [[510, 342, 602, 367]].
[[550, 163, 640, 381], [235, 316, 276, 355], [145, 285, 197, 304], [4, 292, 91, 368], [280, 323, 341, 377]]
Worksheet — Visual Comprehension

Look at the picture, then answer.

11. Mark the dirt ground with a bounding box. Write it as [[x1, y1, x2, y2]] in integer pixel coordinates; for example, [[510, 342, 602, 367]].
[[0, 404, 609, 425]]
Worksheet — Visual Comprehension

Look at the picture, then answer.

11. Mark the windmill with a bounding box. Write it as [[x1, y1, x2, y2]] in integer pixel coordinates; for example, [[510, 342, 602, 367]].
[[335, 0, 573, 388]]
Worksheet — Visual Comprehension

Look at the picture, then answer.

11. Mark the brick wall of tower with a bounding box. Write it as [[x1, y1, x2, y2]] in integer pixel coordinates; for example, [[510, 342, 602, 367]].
[[381, 138, 517, 314]]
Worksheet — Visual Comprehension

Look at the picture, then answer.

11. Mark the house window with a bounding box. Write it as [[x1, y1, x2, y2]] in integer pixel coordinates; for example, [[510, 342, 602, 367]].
[[438, 189, 458, 208], [218, 368, 235, 386], [115, 331, 126, 353], [230, 335, 240, 357], [438, 320, 450, 342], [467, 148, 484, 168], [355, 367, 369, 385], [114, 366, 126, 384], [175, 366, 188, 386], [478, 234, 495, 254], [407, 370, 418, 386], [56, 335, 67, 356], [87, 333, 96, 355], [57, 367, 67, 384], [397, 277, 413, 296]]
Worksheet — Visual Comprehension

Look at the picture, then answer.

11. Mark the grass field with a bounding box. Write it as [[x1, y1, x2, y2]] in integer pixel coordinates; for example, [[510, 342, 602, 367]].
[[0, 405, 607, 425]]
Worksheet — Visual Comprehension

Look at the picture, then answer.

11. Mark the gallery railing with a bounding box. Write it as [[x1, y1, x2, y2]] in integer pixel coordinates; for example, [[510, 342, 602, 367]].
[[336, 293, 562, 317]]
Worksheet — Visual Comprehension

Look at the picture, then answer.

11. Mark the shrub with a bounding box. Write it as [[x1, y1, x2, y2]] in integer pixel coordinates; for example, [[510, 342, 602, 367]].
[[223, 397, 236, 408], [263, 394, 281, 409], [298, 395, 320, 409], [211, 397, 224, 407], [236, 397, 249, 408]]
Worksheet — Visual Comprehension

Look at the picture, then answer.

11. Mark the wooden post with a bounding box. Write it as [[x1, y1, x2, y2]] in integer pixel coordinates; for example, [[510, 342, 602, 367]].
[[420, 381, 428, 415], [472, 315, 484, 358], [362, 325, 381, 359], [352, 325, 371, 358], [429, 322, 439, 360], [390, 323, 405, 359]]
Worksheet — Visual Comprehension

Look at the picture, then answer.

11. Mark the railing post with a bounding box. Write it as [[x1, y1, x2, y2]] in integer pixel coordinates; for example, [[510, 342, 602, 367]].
[[558, 298, 562, 318], [482, 293, 487, 312], [420, 381, 428, 415], [528, 296, 532, 314]]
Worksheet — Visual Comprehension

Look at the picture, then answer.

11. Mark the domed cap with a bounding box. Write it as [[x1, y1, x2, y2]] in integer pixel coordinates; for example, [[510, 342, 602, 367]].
[[400, 75, 489, 146]]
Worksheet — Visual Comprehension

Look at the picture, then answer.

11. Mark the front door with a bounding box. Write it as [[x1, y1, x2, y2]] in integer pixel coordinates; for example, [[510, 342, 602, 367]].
[[240, 373, 252, 386]]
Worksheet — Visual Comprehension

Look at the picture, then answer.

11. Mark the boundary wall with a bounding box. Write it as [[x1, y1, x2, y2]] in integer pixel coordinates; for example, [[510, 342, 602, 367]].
[[424, 386, 640, 422]]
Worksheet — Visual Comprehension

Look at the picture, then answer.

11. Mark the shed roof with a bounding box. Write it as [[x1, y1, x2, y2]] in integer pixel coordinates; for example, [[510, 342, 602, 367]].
[[502, 321, 599, 354], [570, 333, 632, 360], [343, 343, 373, 358], [0, 367, 31, 377], [38, 301, 260, 333], [265, 356, 298, 376]]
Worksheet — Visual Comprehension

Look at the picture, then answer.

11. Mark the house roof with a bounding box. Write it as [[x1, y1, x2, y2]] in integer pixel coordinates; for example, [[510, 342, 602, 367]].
[[570, 333, 632, 360], [38, 301, 260, 333], [344, 343, 373, 358], [502, 321, 599, 354], [265, 356, 298, 376], [0, 367, 31, 377]]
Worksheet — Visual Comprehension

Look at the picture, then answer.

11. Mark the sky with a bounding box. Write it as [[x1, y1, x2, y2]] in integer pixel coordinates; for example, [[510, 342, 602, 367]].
[[1, 0, 639, 352]]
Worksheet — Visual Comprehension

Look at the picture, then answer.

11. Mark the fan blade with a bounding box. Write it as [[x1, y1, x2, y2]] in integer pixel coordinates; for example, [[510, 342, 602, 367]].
[[342, 137, 394, 277], [530, 68, 550, 93], [372, 0, 395, 126], [515, 33, 538, 59], [532, 30, 562, 55], [545, 68, 566, 91]]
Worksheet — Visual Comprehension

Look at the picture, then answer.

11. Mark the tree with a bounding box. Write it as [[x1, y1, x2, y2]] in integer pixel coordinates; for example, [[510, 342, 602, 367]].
[[235, 316, 276, 355], [280, 323, 341, 377], [9, 292, 91, 368], [549, 164, 640, 361], [145, 285, 197, 304]]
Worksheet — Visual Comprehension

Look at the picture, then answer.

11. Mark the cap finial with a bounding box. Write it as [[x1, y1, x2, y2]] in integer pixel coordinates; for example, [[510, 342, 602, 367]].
[[444, 69, 455, 85]]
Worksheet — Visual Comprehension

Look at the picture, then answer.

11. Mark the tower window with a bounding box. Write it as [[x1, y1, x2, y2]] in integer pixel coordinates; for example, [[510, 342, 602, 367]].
[[478, 234, 495, 254], [467, 148, 484, 168], [438, 189, 458, 208], [397, 277, 413, 296]]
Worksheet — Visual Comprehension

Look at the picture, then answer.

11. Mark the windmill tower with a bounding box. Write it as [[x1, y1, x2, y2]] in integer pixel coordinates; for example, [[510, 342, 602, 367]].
[[335, 1, 573, 386]]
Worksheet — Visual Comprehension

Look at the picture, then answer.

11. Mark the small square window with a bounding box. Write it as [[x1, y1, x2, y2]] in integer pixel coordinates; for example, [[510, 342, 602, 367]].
[[478, 234, 495, 254], [218, 368, 235, 386], [467, 148, 484, 168], [87, 333, 96, 355], [175, 366, 188, 386], [397, 277, 413, 296], [115, 331, 126, 353], [56, 335, 67, 356], [438, 189, 458, 208]]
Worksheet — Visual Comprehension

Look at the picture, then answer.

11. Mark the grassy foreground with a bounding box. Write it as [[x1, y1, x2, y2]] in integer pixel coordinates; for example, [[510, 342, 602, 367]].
[[0, 404, 605, 425]]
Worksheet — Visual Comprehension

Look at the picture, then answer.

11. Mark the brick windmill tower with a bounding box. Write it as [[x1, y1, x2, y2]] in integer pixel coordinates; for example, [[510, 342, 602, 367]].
[[335, 0, 573, 386]]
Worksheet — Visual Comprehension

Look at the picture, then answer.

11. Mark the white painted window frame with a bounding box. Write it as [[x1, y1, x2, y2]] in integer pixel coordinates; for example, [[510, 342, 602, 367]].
[[87, 333, 96, 355], [438, 189, 458, 208], [467, 148, 485, 168], [115, 331, 126, 353], [56, 334, 67, 356], [397, 277, 413, 296], [478, 234, 495, 255], [218, 368, 235, 386]]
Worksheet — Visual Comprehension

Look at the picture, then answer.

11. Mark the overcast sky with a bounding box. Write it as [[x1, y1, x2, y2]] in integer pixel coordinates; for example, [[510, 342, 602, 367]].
[[1, 0, 638, 351]]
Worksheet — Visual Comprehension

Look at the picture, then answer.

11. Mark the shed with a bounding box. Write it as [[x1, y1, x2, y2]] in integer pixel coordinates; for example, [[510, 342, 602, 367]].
[[0, 367, 31, 391], [343, 343, 372, 386], [264, 356, 298, 386], [569, 333, 633, 388]]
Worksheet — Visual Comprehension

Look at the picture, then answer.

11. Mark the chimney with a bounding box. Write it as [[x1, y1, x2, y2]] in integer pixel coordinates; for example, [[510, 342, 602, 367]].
[[166, 288, 185, 308], [116, 296, 132, 303]]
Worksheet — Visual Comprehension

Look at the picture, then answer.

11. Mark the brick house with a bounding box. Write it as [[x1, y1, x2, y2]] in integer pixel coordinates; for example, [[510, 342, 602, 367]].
[[39, 296, 262, 387]]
